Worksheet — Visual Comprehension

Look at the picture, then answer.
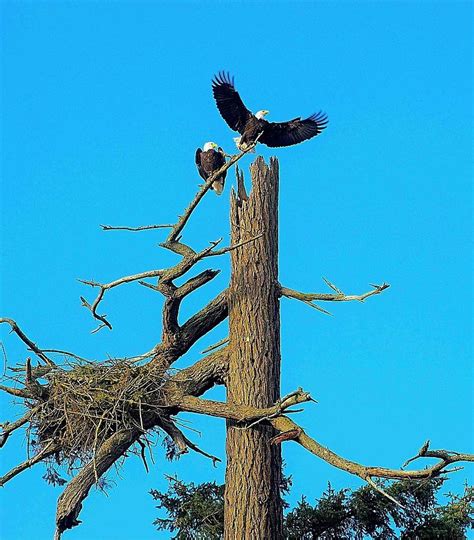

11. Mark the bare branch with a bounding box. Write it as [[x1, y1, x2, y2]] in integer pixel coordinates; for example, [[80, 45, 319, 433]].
[[37, 349, 92, 364], [0, 384, 31, 398], [0, 406, 40, 448], [161, 287, 181, 338], [402, 439, 431, 468], [269, 415, 474, 492], [203, 233, 264, 258], [175, 270, 220, 299], [80, 154, 256, 333], [162, 348, 229, 398], [201, 337, 229, 355], [280, 281, 390, 314], [178, 290, 228, 354], [79, 269, 164, 330], [100, 224, 173, 232], [172, 388, 313, 423], [160, 417, 221, 466], [0, 441, 57, 487], [366, 476, 405, 508], [0, 318, 55, 366], [140, 270, 220, 300], [183, 436, 221, 466], [159, 240, 196, 258], [55, 429, 138, 538], [152, 241, 222, 285], [24, 357, 48, 399]]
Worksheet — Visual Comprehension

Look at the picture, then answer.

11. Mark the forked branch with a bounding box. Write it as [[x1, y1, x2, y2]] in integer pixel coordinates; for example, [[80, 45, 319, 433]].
[[160, 417, 221, 466], [269, 415, 474, 506], [79, 234, 260, 333], [172, 388, 313, 423], [280, 279, 390, 314], [79, 269, 165, 331]]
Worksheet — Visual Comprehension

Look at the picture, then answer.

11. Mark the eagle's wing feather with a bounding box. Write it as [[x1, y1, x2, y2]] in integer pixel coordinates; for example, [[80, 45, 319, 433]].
[[195, 148, 207, 181], [195, 148, 202, 166], [259, 111, 328, 148], [212, 72, 253, 134]]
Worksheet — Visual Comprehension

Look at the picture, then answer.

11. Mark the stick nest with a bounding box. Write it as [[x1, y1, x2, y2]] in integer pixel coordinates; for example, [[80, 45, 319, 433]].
[[28, 360, 168, 471]]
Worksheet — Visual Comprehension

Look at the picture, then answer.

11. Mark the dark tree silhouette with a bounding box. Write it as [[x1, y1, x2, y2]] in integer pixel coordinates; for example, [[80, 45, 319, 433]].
[[151, 476, 473, 539]]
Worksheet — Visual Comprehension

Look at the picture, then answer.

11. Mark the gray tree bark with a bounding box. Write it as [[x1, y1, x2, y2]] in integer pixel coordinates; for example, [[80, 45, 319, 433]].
[[224, 157, 283, 539]]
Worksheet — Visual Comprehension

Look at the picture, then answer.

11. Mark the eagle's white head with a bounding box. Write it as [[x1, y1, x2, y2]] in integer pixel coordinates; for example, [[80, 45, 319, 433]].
[[255, 110, 270, 119], [203, 141, 219, 151]]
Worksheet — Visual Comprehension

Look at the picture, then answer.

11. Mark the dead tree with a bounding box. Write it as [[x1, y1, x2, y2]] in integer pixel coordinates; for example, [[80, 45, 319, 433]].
[[1, 149, 472, 540], [225, 159, 283, 538]]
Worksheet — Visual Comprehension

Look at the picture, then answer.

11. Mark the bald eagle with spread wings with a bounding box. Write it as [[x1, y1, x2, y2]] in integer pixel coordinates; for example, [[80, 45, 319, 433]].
[[212, 72, 328, 151]]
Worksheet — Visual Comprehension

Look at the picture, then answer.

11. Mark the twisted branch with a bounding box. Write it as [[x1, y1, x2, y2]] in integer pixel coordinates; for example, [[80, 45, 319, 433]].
[[80, 232, 260, 333], [269, 415, 474, 506], [78, 269, 165, 331]]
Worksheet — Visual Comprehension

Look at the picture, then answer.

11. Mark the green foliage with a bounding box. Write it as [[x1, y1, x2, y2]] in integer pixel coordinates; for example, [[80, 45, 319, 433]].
[[151, 476, 473, 539], [150, 476, 224, 540]]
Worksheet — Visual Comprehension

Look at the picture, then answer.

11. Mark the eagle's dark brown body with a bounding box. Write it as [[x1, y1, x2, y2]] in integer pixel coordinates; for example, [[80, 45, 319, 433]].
[[238, 116, 264, 148], [195, 147, 227, 195]]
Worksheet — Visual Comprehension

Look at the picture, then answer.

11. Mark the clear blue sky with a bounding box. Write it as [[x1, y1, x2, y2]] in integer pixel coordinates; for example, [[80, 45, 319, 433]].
[[1, 1, 472, 539]]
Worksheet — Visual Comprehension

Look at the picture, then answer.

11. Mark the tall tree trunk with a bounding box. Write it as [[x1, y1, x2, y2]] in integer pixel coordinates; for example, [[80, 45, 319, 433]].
[[224, 157, 283, 539]]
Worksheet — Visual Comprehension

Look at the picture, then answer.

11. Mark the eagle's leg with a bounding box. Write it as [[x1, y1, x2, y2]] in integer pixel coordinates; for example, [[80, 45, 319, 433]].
[[233, 137, 256, 153]]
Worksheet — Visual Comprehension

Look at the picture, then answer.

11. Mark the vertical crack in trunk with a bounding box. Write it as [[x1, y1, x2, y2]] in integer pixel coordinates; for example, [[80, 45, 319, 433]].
[[224, 157, 283, 539]]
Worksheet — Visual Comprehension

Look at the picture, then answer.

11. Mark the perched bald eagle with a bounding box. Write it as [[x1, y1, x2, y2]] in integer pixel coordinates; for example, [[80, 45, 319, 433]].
[[212, 72, 328, 151], [195, 142, 227, 195]]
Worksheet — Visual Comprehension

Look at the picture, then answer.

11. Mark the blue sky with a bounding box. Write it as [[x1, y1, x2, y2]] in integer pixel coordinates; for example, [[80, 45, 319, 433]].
[[1, 1, 472, 539]]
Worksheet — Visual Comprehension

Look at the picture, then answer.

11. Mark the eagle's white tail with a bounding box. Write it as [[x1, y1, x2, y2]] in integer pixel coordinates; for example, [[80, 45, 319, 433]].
[[213, 178, 225, 195]]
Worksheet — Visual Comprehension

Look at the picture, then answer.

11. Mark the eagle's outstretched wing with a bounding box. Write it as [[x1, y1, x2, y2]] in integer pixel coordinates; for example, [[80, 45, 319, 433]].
[[259, 111, 328, 148], [212, 72, 253, 134]]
